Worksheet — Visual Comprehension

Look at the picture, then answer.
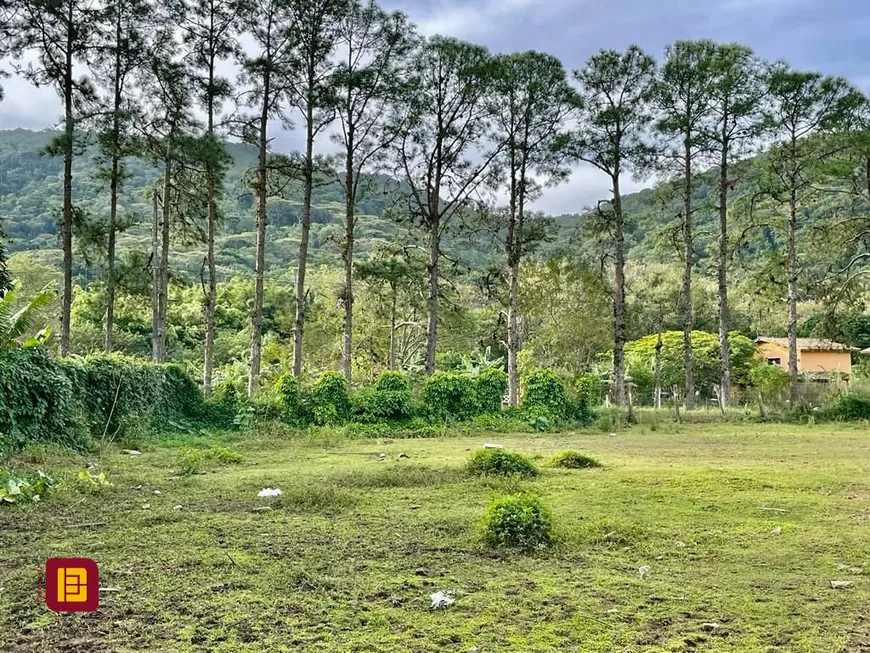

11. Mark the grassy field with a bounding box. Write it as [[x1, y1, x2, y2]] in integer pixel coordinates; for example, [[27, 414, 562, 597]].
[[2, 422, 870, 652]]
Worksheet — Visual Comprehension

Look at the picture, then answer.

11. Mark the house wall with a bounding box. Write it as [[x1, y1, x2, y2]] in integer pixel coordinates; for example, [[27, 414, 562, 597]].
[[757, 342, 790, 372], [755, 342, 851, 375], [800, 351, 851, 374]]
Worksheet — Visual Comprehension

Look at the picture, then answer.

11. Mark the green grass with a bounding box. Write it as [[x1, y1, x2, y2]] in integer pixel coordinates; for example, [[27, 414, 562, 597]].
[[2, 422, 870, 651]]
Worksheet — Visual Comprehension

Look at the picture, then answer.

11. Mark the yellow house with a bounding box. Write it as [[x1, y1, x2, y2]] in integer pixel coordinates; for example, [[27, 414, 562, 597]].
[[755, 337, 852, 378]]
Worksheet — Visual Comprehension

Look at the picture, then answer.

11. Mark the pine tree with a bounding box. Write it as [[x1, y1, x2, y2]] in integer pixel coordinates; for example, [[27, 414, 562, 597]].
[[653, 40, 719, 409], [238, 0, 297, 395], [91, 0, 170, 352], [181, 0, 241, 390], [333, 0, 416, 381], [488, 50, 576, 405], [11, 0, 100, 355], [287, 0, 347, 378], [388, 36, 500, 375], [569, 46, 656, 408]]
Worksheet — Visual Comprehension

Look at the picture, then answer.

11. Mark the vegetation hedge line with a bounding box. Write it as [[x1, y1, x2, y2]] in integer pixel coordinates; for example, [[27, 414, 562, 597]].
[[0, 349, 215, 454]]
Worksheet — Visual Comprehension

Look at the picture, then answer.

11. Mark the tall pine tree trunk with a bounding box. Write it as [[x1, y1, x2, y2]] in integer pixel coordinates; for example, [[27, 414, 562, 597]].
[[293, 99, 314, 378], [682, 141, 695, 410], [151, 188, 160, 361], [157, 159, 171, 363], [506, 163, 520, 405], [654, 328, 663, 409], [105, 11, 122, 354], [342, 126, 355, 382], [248, 84, 269, 396], [389, 285, 397, 370], [612, 173, 627, 406], [203, 58, 218, 392], [787, 185, 799, 403], [717, 134, 732, 410], [60, 4, 74, 357], [425, 209, 440, 376], [106, 155, 118, 353], [506, 258, 520, 406]]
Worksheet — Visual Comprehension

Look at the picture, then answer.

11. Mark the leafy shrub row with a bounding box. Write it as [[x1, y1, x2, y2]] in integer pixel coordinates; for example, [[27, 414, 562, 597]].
[[0, 349, 214, 454]]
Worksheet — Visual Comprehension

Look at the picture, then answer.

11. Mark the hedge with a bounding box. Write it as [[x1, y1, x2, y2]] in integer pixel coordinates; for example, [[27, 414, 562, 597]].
[[0, 350, 212, 454]]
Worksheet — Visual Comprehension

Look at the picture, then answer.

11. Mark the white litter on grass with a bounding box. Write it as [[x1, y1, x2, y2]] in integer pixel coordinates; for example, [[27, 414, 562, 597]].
[[483, 443, 503, 449], [638, 565, 652, 579], [173, 505, 183, 511], [430, 590, 455, 609], [258, 488, 283, 498], [122, 450, 142, 455]]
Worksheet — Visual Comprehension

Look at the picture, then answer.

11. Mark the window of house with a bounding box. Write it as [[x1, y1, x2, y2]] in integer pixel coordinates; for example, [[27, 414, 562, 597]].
[[767, 358, 781, 365]]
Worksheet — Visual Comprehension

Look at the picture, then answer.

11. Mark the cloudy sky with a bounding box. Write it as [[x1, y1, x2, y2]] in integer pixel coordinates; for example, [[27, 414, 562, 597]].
[[2, 0, 869, 214]]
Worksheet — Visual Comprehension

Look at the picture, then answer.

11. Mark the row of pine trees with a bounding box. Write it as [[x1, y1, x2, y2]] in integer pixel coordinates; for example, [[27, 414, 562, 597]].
[[1, 1, 869, 408]]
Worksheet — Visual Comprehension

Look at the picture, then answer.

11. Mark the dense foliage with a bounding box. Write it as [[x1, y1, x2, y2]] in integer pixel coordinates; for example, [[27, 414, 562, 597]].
[[467, 449, 538, 478], [479, 493, 555, 550], [0, 349, 214, 454]]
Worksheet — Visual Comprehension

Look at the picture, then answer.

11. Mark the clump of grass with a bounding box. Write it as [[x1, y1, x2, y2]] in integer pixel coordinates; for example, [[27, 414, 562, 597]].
[[479, 493, 554, 550], [278, 484, 356, 513], [331, 465, 462, 489], [546, 450, 601, 469], [177, 446, 243, 475], [467, 449, 537, 478]]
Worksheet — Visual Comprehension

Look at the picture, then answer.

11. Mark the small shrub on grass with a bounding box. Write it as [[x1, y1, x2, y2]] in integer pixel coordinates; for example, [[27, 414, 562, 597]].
[[423, 372, 480, 421], [310, 372, 351, 425], [547, 450, 602, 469], [210, 446, 244, 465], [178, 448, 207, 476], [76, 468, 113, 492], [521, 370, 568, 420], [467, 449, 537, 478], [275, 373, 303, 423], [277, 484, 356, 513], [0, 470, 54, 504], [177, 446, 243, 475], [479, 493, 554, 550], [475, 368, 508, 414]]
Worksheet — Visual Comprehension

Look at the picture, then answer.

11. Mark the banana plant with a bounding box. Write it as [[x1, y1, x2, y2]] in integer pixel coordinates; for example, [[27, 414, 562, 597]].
[[0, 281, 56, 351]]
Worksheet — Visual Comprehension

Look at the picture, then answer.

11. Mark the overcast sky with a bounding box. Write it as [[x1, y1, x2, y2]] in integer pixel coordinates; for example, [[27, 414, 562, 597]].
[[2, 0, 869, 214]]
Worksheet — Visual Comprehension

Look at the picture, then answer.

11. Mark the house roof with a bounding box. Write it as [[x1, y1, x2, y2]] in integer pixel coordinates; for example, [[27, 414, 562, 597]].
[[756, 337, 853, 351], [862, 347, 870, 355]]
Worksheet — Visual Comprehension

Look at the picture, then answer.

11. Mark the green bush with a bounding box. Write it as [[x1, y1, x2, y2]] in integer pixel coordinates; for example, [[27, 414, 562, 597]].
[[467, 449, 537, 478], [374, 370, 410, 393], [575, 373, 604, 410], [310, 371, 351, 425], [0, 350, 215, 455], [0, 348, 83, 453], [826, 394, 870, 421], [274, 373, 303, 423], [422, 372, 479, 421], [62, 354, 209, 438], [177, 445, 243, 475], [351, 388, 412, 423], [522, 370, 568, 420], [479, 493, 554, 550], [547, 450, 602, 469], [475, 368, 507, 414]]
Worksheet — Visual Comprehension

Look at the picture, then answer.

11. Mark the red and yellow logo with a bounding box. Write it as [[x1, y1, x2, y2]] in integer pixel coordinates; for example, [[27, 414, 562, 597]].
[[45, 558, 99, 612]]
